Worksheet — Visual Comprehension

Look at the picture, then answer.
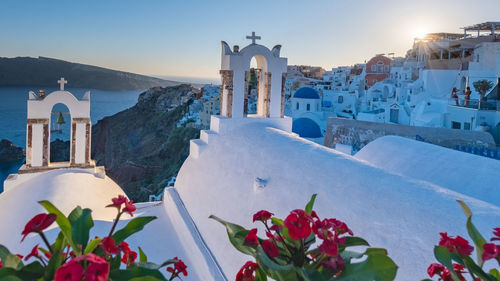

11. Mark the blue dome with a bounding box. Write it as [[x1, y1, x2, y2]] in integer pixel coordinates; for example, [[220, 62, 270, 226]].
[[292, 118, 322, 138], [293, 87, 320, 99]]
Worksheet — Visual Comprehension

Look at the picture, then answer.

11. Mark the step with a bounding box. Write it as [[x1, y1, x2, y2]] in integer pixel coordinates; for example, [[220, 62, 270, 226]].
[[190, 139, 207, 159], [200, 130, 217, 143]]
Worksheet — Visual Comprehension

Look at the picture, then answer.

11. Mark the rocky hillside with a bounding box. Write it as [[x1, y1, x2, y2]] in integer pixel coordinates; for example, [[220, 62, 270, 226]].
[[0, 139, 25, 164], [91, 84, 200, 201], [0, 57, 182, 91]]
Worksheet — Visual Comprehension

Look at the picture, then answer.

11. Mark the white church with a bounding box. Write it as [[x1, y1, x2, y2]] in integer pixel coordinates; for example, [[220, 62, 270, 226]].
[[1, 34, 500, 281]]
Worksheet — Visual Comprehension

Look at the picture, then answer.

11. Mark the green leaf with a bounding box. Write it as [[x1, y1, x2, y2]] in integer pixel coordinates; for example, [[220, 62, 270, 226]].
[[112, 216, 157, 244], [109, 264, 167, 281], [84, 237, 101, 254], [305, 194, 317, 215], [343, 237, 370, 248], [255, 267, 268, 281], [489, 269, 500, 280], [341, 250, 364, 263], [0, 276, 23, 281], [129, 277, 164, 281], [457, 200, 487, 267], [463, 256, 497, 281], [38, 200, 79, 255], [138, 247, 148, 263], [44, 250, 62, 281], [68, 206, 94, 251], [209, 215, 258, 257], [0, 246, 23, 270], [158, 259, 180, 268], [255, 246, 297, 281], [433, 246, 461, 281], [336, 249, 398, 281], [51, 232, 67, 255], [271, 217, 284, 226]]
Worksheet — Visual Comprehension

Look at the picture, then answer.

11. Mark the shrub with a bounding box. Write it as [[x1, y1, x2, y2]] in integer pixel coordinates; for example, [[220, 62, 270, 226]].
[[211, 194, 398, 281], [0, 195, 187, 281]]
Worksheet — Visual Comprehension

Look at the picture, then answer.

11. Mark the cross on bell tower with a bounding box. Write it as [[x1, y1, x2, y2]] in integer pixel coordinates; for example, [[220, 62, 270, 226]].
[[58, 77, 67, 91], [246, 32, 261, 44]]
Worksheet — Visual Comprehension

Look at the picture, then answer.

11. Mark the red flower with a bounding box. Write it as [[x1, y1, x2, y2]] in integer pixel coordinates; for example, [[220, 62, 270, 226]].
[[44, 252, 52, 259], [270, 224, 282, 232], [236, 261, 259, 281], [244, 228, 259, 246], [166, 257, 188, 277], [252, 210, 274, 223], [427, 263, 445, 277], [121, 248, 137, 266], [21, 213, 57, 241], [0, 260, 2, 269], [439, 233, 474, 256], [492, 228, 500, 241], [482, 243, 500, 261], [123, 200, 136, 216], [106, 195, 127, 209], [83, 254, 110, 281], [329, 219, 353, 236], [318, 238, 338, 256], [175, 257, 188, 277], [100, 237, 120, 255], [262, 240, 279, 258], [312, 219, 334, 240], [284, 209, 312, 240], [54, 259, 84, 281], [15, 254, 23, 259], [24, 244, 40, 261], [322, 255, 344, 273]]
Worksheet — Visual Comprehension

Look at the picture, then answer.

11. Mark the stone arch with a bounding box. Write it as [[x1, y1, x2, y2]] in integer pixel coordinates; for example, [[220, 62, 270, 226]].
[[220, 39, 287, 119], [24, 84, 94, 171]]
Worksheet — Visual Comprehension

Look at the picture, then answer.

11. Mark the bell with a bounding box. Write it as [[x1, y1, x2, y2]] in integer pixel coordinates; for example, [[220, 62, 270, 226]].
[[56, 113, 65, 125]]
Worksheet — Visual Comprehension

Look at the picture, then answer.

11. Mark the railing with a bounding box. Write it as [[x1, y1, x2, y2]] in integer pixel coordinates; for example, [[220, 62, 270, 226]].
[[454, 145, 500, 160], [448, 97, 500, 111]]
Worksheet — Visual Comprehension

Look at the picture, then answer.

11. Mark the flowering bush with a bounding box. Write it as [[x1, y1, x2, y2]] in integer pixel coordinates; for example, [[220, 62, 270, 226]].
[[424, 200, 500, 281], [0, 195, 187, 281], [210, 194, 398, 281]]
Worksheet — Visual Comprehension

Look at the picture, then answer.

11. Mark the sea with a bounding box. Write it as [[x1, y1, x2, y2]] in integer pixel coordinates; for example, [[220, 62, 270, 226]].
[[0, 86, 145, 193]]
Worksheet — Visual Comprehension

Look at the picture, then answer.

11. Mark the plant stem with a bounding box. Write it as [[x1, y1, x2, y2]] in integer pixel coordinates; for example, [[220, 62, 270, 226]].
[[108, 211, 123, 237], [38, 232, 53, 254], [264, 223, 294, 257]]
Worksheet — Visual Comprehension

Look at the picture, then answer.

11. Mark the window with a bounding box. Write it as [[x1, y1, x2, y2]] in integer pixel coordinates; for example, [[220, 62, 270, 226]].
[[451, 121, 461, 129], [338, 96, 344, 104], [307, 103, 310, 111], [390, 108, 399, 123], [384, 65, 389, 72], [371, 65, 377, 72], [464, 122, 471, 130], [296, 102, 299, 110], [373, 79, 377, 84]]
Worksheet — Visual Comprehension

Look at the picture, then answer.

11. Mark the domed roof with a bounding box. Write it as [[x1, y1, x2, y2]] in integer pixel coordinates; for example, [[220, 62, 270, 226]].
[[292, 118, 322, 138], [293, 87, 320, 99]]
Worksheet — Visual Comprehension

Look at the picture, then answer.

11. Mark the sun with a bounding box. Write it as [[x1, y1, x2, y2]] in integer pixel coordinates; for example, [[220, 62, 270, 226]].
[[414, 28, 428, 39]]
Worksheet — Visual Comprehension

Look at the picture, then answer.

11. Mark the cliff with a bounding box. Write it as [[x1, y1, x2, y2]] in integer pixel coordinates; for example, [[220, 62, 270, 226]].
[[91, 84, 200, 201], [0, 139, 25, 164], [0, 57, 182, 91]]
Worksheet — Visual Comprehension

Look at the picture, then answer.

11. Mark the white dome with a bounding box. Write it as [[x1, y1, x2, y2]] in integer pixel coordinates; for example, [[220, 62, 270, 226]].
[[0, 168, 127, 254]]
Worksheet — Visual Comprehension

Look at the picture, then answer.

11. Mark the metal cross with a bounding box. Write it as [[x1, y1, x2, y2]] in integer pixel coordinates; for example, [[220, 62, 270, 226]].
[[246, 32, 261, 44], [58, 77, 67, 91]]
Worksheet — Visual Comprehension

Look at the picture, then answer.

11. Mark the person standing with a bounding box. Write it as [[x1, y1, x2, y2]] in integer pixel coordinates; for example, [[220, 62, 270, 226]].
[[464, 86, 471, 107], [451, 87, 459, 106]]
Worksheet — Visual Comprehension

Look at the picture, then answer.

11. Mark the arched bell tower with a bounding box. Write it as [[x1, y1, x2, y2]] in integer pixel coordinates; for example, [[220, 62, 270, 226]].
[[220, 32, 288, 119], [22, 78, 95, 172]]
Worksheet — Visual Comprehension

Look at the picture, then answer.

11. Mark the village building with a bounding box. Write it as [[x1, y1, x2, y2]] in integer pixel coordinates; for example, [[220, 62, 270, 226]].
[[1, 33, 500, 281]]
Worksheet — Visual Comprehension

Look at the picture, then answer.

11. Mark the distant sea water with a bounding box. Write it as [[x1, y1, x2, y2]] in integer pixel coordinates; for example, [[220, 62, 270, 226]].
[[0, 86, 144, 192]]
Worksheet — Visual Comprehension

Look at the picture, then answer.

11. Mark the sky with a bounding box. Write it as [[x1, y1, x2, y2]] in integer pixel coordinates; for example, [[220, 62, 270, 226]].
[[1, 0, 499, 81]]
